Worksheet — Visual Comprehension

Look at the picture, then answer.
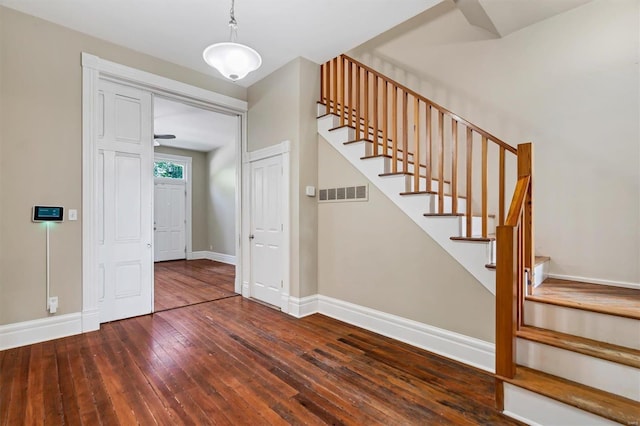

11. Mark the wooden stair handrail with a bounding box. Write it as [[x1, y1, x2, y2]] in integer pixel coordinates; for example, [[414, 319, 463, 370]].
[[341, 54, 517, 154]]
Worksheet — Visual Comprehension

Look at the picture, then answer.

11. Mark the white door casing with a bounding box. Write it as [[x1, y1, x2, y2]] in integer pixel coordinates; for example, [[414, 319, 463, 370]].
[[96, 79, 153, 323], [82, 53, 248, 332], [250, 155, 284, 307], [154, 182, 186, 262]]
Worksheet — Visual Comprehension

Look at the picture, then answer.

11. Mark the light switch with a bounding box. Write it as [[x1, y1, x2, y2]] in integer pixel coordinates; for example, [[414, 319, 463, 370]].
[[68, 209, 78, 221], [305, 186, 316, 197]]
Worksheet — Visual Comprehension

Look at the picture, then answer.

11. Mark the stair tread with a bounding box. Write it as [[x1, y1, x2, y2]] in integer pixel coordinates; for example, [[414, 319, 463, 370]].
[[450, 236, 495, 242], [499, 366, 640, 425], [528, 278, 640, 320], [424, 213, 496, 218], [517, 325, 640, 369], [486, 256, 550, 270], [399, 191, 467, 199]]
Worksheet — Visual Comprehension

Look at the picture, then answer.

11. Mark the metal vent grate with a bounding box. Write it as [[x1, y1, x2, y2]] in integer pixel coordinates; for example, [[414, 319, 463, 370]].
[[318, 184, 368, 203]]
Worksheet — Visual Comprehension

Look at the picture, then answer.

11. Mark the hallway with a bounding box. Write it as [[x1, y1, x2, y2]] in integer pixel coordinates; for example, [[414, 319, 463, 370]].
[[154, 259, 236, 311]]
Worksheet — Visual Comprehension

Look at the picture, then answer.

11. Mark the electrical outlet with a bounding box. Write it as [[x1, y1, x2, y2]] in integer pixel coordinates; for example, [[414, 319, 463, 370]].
[[48, 296, 58, 314]]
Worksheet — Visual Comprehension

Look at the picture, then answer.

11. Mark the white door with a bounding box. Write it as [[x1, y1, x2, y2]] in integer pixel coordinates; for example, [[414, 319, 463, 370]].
[[96, 79, 153, 323], [154, 182, 186, 261], [250, 155, 284, 307]]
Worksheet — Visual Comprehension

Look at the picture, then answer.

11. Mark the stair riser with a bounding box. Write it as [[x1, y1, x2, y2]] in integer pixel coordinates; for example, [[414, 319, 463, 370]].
[[524, 301, 640, 350], [503, 384, 620, 426], [426, 194, 466, 215], [456, 216, 496, 238], [516, 339, 640, 401]]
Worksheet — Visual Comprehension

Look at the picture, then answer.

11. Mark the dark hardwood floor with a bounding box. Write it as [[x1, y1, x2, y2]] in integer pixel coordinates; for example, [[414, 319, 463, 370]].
[[0, 296, 521, 425], [154, 259, 236, 312]]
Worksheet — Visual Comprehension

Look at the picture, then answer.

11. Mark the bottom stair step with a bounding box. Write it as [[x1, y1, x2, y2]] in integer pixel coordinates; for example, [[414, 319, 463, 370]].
[[499, 366, 640, 425]]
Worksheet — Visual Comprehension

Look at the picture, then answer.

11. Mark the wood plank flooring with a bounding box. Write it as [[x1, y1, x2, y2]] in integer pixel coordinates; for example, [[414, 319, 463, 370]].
[[154, 259, 236, 312], [529, 278, 640, 320], [0, 297, 521, 425]]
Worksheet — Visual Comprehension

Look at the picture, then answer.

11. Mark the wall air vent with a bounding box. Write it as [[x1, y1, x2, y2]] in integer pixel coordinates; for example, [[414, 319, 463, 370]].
[[319, 184, 368, 203]]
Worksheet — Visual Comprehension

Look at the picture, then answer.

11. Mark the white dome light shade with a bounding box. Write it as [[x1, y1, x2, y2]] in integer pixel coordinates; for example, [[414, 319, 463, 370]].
[[203, 42, 262, 81]]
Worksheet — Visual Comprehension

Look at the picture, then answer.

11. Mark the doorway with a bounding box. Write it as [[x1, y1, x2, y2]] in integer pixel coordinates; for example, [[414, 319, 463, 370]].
[[82, 53, 247, 330], [152, 96, 240, 312]]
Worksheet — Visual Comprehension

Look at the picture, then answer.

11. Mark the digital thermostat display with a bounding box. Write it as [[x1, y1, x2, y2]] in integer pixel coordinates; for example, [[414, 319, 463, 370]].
[[33, 206, 64, 222]]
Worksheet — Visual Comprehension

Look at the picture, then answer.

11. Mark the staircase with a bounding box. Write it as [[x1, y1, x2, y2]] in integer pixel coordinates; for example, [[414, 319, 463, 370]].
[[317, 54, 640, 425]]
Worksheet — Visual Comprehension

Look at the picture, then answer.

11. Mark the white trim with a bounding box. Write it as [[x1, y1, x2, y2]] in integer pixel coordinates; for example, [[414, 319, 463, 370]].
[[0, 313, 82, 351], [546, 273, 640, 290], [243, 140, 292, 163], [154, 152, 193, 259], [288, 295, 320, 318], [189, 251, 237, 265], [82, 53, 246, 331], [81, 53, 247, 111], [286, 294, 495, 372], [243, 141, 292, 312]]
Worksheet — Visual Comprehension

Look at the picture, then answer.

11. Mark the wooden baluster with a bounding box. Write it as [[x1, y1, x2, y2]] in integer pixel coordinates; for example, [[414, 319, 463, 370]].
[[482, 136, 488, 238], [373, 76, 379, 156], [402, 91, 408, 173], [338, 57, 344, 126], [413, 97, 420, 192], [518, 143, 534, 291], [346, 60, 352, 128], [382, 81, 388, 156], [392, 87, 398, 173], [332, 57, 338, 116], [364, 71, 369, 141], [438, 112, 444, 213], [320, 62, 325, 111], [466, 127, 473, 237], [426, 105, 432, 193], [355, 66, 361, 140], [451, 119, 458, 215], [499, 147, 505, 226], [517, 213, 524, 325]]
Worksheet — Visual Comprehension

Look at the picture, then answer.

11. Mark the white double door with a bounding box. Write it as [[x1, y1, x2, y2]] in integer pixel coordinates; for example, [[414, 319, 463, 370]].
[[250, 155, 284, 307], [95, 79, 153, 323], [154, 180, 186, 262]]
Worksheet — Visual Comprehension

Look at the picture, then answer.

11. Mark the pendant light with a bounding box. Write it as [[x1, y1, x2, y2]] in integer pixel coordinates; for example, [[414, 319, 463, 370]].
[[202, 0, 262, 81]]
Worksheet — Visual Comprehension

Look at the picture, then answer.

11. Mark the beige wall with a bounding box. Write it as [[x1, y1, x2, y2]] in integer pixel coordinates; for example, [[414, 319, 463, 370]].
[[154, 146, 209, 252], [0, 6, 246, 325], [318, 137, 495, 342], [247, 57, 320, 298], [207, 143, 237, 256], [350, 0, 640, 285]]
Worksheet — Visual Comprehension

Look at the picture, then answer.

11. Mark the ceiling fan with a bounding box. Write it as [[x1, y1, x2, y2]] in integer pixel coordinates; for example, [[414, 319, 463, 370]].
[[153, 133, 176, 147]]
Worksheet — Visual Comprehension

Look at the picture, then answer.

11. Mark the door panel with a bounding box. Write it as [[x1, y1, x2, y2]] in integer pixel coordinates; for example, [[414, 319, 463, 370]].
[[250, 155, 283, 307], [96, 79, 153, 323]]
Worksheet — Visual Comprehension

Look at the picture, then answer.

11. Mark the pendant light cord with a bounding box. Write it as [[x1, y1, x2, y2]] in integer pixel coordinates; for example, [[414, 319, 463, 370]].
[[229, 0, 238, 42]]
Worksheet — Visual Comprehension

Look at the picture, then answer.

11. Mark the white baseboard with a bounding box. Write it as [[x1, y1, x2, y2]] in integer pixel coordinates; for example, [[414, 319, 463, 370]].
[[190, 250, 236, 265], [82, 309, 100, 333], [286, 294, 494, 372], [288, 295, 319, 318], [0, 312, 83, 351], [547, 273, 639, 290]]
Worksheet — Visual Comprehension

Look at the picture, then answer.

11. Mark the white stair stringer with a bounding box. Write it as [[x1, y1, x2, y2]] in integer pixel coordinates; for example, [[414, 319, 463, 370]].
[[319, 114, 496, 294], [516, 338, 640, 401]]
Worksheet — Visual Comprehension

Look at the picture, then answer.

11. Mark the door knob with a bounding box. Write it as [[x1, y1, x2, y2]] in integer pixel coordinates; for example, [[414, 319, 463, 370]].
[[249, 234, 255, 240], [147, 243, 152, 248]]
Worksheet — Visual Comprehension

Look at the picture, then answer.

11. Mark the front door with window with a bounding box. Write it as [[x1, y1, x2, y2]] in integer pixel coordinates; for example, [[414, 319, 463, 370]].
[[153, 157, 187, 262]]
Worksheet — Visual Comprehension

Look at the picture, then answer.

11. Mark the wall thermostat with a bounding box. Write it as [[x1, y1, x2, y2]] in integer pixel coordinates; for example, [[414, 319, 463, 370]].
[[33, 206, 64, 222]]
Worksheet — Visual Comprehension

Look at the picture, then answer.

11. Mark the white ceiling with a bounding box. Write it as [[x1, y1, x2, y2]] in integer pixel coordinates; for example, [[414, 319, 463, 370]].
[[0, 0, 441, 87], [154, 97, 237, 152]]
